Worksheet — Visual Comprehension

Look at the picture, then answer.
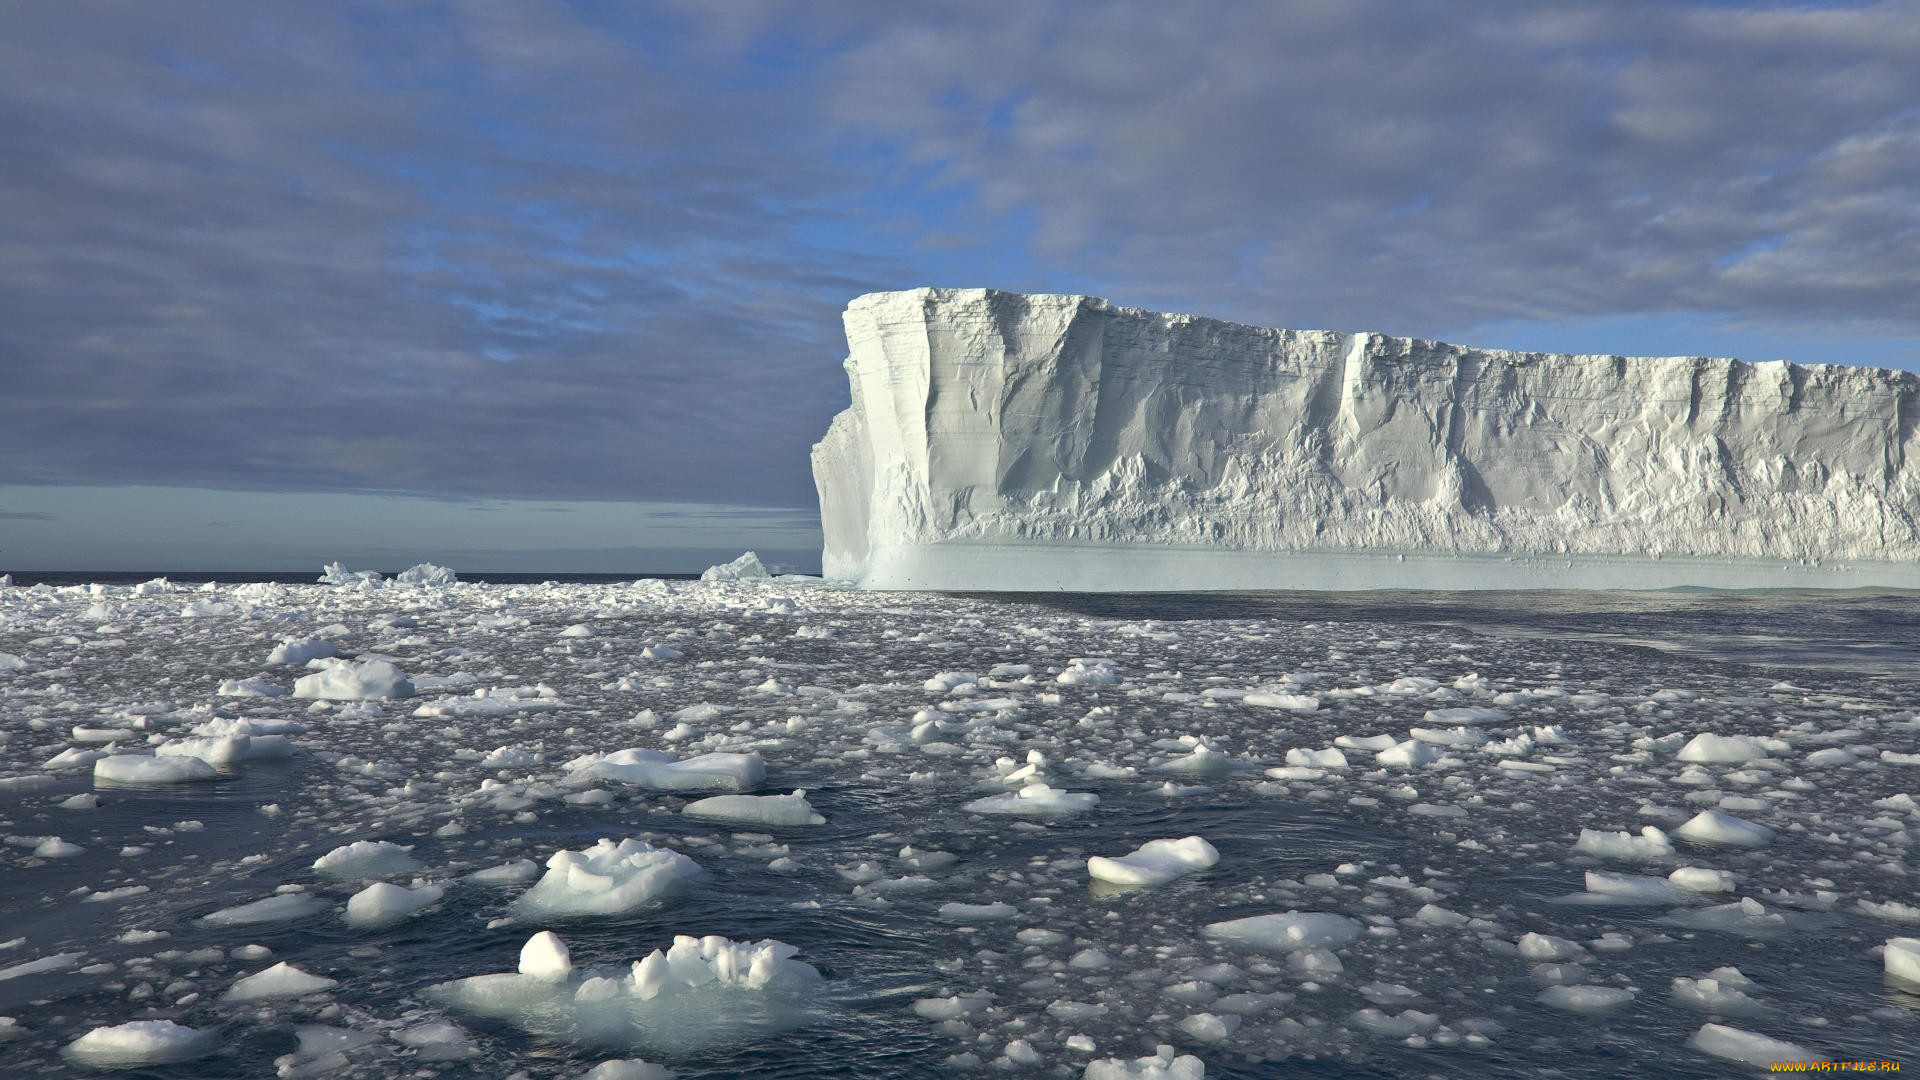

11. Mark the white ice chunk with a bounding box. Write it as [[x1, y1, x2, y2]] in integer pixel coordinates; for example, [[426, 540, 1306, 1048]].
[[1202, 912, 1362, 953], [1572, 826, 1674, 861], [1676, 733, 1772, 764], [513, 838, 700, 918], [345, 881, 444, 928], [313, 840, 421, 879], [199, 892, 329, 927], [1083, 1044, 1206, 1079], [1087, 837, 1220, 887], [573, 749, 766, 792], [268, 637, 338, 666], [520, 931, 573, 982], [1885, 938, 1920, 988], [1537, 985, 1634, 1013], [64, 1020, 214, 1067], [963, 782, 1099, 817], [682, 790, 824, 827], [1687, 1023, 1809, 1067], [225, 961, 340, 1002], [1674, 809, 1774, 848], [292, 658, 414, 700], [700, 552, 771, 581], [93, 754, 221, 785]]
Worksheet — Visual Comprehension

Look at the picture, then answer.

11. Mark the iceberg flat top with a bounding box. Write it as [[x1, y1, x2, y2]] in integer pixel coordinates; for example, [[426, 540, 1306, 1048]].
[[813, 288, 1920, 591]]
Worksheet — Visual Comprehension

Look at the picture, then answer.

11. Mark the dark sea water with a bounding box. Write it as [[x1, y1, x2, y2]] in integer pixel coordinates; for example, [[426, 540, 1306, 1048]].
[[2, 577, 1918, 1077]]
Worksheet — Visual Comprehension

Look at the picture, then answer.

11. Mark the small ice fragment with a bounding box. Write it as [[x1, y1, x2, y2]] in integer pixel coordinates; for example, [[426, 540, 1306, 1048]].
[[225, 961, 339, 1002], [938, 902, 1017, 922], [682, 790, 825, 827], [1687, 1023, 1809, 1067], [1571, 826, 1673, 860], [1676, 734, 1771, 764], [1083, 1044, 1206, 1079], [344, 882, 444, 928], [1673, 810, 1774, 848], [519, 931, 572, 982], [1886, 938, 1920, 989], [1087, 837, 1220, 887], [64, 1020, 215, 1067], [513, 838, 700, 917], [93, 754, 221, 785], [292, 658, 414, 700], [313, 840, 421, 879], [199, 893, 328, 927], [1202, 912, 1362, 953], [1537, 985, 1634, 1013]]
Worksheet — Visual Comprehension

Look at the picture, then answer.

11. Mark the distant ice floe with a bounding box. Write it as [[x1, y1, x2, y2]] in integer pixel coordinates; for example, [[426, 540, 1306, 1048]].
[[699, 551, 772, 582]]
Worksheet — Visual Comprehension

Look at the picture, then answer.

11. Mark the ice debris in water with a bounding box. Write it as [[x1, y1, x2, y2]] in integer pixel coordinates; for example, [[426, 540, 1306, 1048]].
[[568, 748, 766, 791], [1201, 912, 1362, 953], [431, 932, 824, 1056], [225, 961, 339, 1002], [1687, 1022, 1810, 1068], [292, 657, 414, 700], [682, 789, 824, 826], [1087, 836, 1220, 887], [312, 840, 422, 879], [345, 881, 444, 928], [64, 1020, 215, 1067], [513, 838, 700, 918], [1083, 1044, 1206, 1079]]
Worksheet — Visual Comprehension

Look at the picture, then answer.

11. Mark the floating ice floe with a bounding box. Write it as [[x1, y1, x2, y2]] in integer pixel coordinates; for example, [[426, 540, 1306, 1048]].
[[268, 637, 338, 665], [513, 838, 700, 918], [963, 782, 1099, 817], [1687, 1022, 1809, 1067], [198, 892, 330, 928], [292, 658, 414, 700], [1087, 837, 1220, 887], [1201, 912, 1362, 953], [1885, 938, 1920, 988], [1674, 809, 1774, 847], [682, 790, 824, 827], [345, 882, 444, 928], [93, 753, 222, 785], [1671, 968, 1768, 1016], [1572, 826, 1674, 861], [64, 1020, 215, 1067], [156, 732, 295, 765], [226, 961, 339, 1002], [1082, 1044, 1206, 1079], [1675, 733, 1774, 764], [430, 931, 824, 1057], [1537, 985, 1634, 1013], [700, 552, 771, 582], [569, 748, 766, 792]]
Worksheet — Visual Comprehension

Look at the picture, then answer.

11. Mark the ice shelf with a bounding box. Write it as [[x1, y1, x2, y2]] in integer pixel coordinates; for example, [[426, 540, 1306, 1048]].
[[811, 288, 1920, 591]]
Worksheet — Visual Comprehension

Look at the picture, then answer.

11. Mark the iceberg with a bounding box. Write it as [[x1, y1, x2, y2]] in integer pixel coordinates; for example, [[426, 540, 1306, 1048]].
[[812, 288, 1920, 590]]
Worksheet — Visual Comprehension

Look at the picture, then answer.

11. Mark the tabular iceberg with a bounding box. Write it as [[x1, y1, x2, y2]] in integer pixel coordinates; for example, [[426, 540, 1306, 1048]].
[[811, 288, 1920, 591]]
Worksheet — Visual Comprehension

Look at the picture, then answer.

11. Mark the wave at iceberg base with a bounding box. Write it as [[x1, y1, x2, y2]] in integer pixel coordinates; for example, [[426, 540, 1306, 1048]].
[[812, 288, 1920, 591]]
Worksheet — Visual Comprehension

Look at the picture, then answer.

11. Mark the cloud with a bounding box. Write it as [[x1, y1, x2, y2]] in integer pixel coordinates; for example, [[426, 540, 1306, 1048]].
[[1, 1, 1915, 520]]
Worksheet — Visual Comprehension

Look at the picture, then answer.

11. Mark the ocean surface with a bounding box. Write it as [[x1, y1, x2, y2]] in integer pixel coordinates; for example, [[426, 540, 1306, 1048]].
[[1, 575, 1917, 1077]]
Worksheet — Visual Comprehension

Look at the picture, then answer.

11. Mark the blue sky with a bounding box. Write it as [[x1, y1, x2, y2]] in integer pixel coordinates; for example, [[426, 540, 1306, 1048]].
[[2, 1, 1917, 572]]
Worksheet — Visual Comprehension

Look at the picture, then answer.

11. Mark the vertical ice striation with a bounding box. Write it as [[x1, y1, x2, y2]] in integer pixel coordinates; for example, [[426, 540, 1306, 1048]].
[[812, 288, 1920, 591]]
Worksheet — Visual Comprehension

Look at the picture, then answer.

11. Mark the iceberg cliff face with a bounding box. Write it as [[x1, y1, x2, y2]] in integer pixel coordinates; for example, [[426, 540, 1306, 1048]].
[[811, 288, 1920, 590]]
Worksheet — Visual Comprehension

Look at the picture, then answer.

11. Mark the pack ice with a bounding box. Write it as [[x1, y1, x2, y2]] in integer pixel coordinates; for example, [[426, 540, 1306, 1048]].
[[813, 288, 1920, 590]]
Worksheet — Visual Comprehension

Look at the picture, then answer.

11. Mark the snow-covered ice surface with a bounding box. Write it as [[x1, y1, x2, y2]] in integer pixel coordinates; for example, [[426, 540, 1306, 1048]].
[[4, 574, 1920, 1076]]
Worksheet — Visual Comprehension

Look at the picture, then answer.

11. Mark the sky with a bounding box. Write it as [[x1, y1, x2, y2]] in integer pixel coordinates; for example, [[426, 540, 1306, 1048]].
[[3, 0, 1918, 573]]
